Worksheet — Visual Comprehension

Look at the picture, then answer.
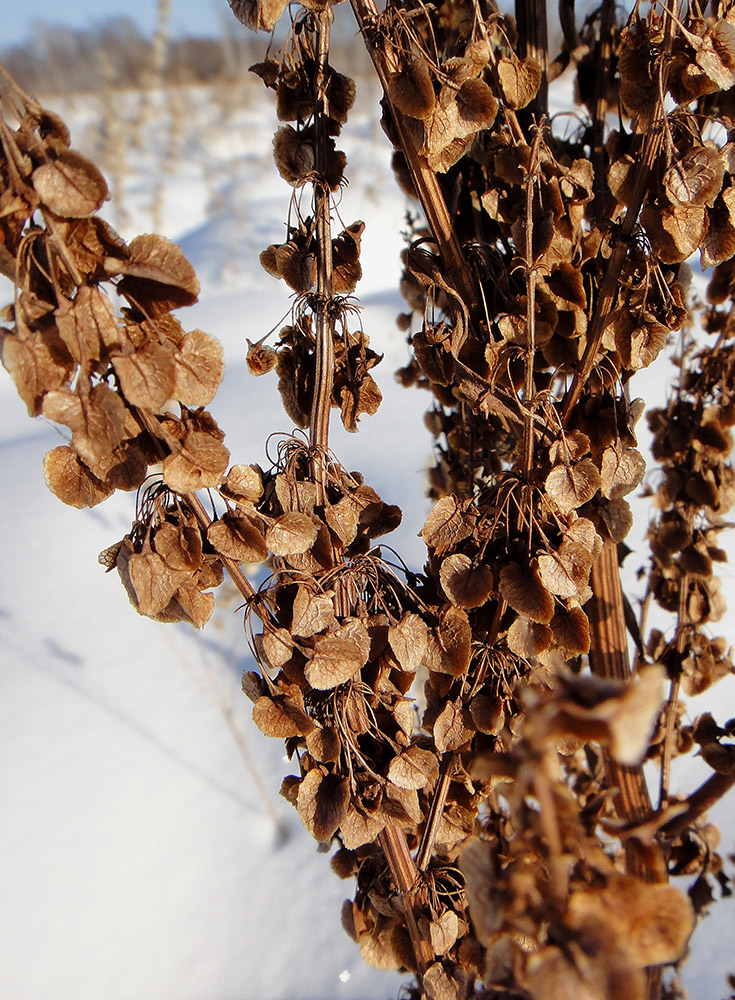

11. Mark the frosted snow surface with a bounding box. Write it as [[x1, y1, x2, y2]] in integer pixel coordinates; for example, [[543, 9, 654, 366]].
[[0, 69, 733, 1000]]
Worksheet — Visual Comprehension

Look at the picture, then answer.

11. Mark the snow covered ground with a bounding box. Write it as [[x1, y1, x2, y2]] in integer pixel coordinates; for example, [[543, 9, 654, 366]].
[[0, 62, 733, 1000]]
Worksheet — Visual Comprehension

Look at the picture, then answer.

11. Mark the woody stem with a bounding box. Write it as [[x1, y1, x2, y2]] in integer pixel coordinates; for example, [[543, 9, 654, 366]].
[[309, 8, 336, 498]]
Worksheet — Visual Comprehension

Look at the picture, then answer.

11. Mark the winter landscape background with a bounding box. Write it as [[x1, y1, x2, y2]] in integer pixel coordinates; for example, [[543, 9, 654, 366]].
[[1, 2, 733, 998]]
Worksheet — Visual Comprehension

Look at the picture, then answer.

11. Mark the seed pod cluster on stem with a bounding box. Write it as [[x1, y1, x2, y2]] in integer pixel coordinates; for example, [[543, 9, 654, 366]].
[[3, 0, 735, 995]]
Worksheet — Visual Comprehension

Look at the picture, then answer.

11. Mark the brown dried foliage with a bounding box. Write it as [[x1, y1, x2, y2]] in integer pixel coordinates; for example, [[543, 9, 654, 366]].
[[4, 0, 735, 995]]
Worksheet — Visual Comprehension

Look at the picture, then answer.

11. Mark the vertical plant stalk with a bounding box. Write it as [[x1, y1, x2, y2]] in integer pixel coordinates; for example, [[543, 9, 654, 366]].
[[416, 753, 455, 872], [560, 125, 662, 425], [588, 545, 665, 1000], [515, 0, 548, 114], [309, 9, 336, 497], [587, 540, 660, 878], [521, 129, 543, 486], [349, 0, 483, 335], [591, 0, 616, 211], [562, 0, 679, 424], [309, 12, 435, 980], [659, 564, 689, 807], [379, 826, 433, 977]]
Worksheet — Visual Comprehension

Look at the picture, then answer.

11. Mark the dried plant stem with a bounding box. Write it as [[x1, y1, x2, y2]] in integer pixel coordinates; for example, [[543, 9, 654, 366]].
[[561, 127, 662, 424], [588, 540, 666, 1000], [309, 9, 336, 496], [591, 0, 616, 210], [563, 0, 679, 422], [515, 0, 548, 115], [521, 128, 542, 483], [658, 676, 680, 808], [350, 0, 482, 334], [379, 826, 433, 976], [587, 539, 658, 872], [659, 558, 691, 805], [185, 491, 259, 603], [416, 753, 455, 872], [661, 770, 735, 840]]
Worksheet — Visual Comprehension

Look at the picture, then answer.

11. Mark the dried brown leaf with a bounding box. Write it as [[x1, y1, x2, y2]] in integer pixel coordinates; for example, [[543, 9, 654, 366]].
[[694, 21, 735, 91], [545, 458, 601, 515], [32, 149, 108, 217], [128, 550, 183, 617], [297, 768, 349, 842], [305, 727, 341, 763], [550, 606, 591, 656], [332, 222, 364, 294], [112, 340, 177, 411], [433, 700, 474, 753], [325, 497, 359, 546], [537, 543, 591, 599], [227, 0, 289, 32], [164, 580, 215, 629], [428, 606, 472, 676], [387, 59, 436, 119], [257, 626, 294, 670], [56, 285, 118, 362], [422, 80, 497, 172], [0, 326, 74, 415], [420, 495, 475, 555], [266, 511, 319, 556], [388, 612, 428, 673], [222, 464, 263, 504], [291, 586, 337, 638], [549, 430, 590, 466], [273, 240, 316, 294], [207, 512, 268, 564], [567, 874, 694, 969], [162, 425, 229, 492], [469, 693, 505, 735], [252, 693, 315, 738], [629, 318, 669, 370], [387, 745, 439, 790], [642, 203, 707, 266], [305, 620, 370, 690], [428, 910, 459, 957], [275, 472, 318, 514], [599, 498, 633, 542], [273, 125, 314, 187], [499, 562, 554, 623], [600, 443, 646, 500], [527, 944, 642, 1000], [496, 55, 542, 109], [340, 805, 386, 849], [42, 383, 126, 467], [439, 553, 494, 608], [43, 444, 114, 508], [664, 144, 725, 208], [174, 329, 224, 406], [338, 375, 382, 432], [241, 671, 266, 704], [507, 616, 552, 658], [423, 961, 462, 1000], [106, 234, 199, 309], [153, 521, 202, 572]]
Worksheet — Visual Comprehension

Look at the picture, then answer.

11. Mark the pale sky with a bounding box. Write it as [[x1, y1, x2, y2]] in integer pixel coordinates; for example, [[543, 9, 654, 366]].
[[2, 0, 228, 51]]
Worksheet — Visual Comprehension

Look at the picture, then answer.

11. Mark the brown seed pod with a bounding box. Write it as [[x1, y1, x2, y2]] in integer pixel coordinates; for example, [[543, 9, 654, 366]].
[[387, 59, 436, 120], [227, 0, 290, 32]]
